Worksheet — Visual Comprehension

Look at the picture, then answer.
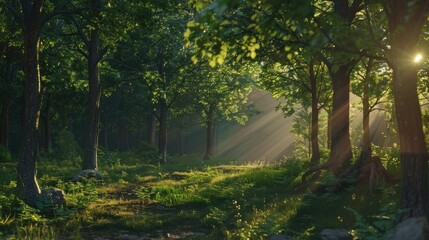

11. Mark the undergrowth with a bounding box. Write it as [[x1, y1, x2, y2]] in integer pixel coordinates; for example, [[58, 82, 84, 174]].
[[0, 150, 401, 239]]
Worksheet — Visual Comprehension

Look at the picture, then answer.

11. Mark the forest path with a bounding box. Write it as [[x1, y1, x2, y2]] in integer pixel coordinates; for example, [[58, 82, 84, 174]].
[[75, 181, 209, 240]]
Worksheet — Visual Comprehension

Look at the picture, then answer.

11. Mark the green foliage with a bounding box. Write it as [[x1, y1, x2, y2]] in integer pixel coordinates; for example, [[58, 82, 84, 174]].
[[0, 145, 11, 162], [347, 203, 396, 240], [53, 129, 82, 161], [133, 142, 159, 162], [372, 144, 400, 176], [98, 147, 121, 167]]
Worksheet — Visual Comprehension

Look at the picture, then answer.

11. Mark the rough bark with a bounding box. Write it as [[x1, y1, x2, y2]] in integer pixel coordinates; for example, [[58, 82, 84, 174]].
[[83, 0, 102, 170], [204, 108, 214, 160], [158, 99, 168, 163], [18, 0, 44, 206], [384, 0, 429, 222], [327, 65, 353, 173]]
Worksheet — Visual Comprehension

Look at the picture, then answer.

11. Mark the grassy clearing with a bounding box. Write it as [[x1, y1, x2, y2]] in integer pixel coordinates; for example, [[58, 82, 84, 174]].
[[0, 152, 400, 239]]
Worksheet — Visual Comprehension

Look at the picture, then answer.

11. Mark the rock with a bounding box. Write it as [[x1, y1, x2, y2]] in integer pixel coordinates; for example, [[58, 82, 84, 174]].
[[267, 234, 293, 240], [320, 229, 351, 240], [391, 217, 429, 240], [72, 169, 103, 182]]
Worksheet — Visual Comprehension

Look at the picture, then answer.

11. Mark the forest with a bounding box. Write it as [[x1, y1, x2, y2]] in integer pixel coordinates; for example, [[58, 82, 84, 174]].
[[1, 0, 429, 239]]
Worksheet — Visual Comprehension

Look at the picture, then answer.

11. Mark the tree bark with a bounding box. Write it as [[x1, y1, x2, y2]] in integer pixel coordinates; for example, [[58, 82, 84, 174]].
[[384, 0, 429, 221], [18, 0, 44, 206], [204, 108, 214, 160], [327, 65, 353, 173], [83, 0, 102, 170], [147, 114, 157, 145], [158, 99, 168, 163], [309, 62, 320, 165]]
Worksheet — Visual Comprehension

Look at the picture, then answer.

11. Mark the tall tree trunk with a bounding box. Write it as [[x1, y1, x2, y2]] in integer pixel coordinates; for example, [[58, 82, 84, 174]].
[[147, 114, 157, 145], [309, 62, 320, 165], [18, 0, 44, 206], [384, 0, 429, 221], [361, 59, 373, 164], [158, 99, 168, 163], [327, 112, 332, 148], [204, 109, 214, 160], [83, 0, 102, 170], [327, 65, 353, 173]]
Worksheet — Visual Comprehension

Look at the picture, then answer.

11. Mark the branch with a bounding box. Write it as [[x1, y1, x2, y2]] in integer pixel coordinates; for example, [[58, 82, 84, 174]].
[[70, 16, 89, 45]]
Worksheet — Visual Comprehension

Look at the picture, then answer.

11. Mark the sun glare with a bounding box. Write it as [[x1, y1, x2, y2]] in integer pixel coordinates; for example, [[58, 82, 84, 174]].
[[414, 53, 423, 63]]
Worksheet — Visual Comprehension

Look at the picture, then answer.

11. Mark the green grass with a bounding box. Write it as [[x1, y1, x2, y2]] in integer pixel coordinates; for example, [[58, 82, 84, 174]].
[[0, 152, 400, 239]]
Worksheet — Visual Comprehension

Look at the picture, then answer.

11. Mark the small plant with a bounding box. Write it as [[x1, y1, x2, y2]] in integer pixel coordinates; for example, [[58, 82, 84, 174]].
[[347, 203, 396, 240], [98, 148, 121, 167]]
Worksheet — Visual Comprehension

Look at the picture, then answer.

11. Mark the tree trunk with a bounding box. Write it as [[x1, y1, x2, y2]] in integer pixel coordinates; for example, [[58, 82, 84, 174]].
[[309, 62, 320, 165], [361, 59, 373, 164], [147, 114, 157, 145], [18, 0, 44, 206], [158, 99, 168, 163], [83, 1, 102, 170], [327, 65, 353, 173], [204, 109, 214, 160], [384, 0, 429, 221]]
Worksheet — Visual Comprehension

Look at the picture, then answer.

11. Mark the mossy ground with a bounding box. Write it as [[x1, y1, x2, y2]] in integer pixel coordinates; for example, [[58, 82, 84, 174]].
[[0, 152, 399, 239]]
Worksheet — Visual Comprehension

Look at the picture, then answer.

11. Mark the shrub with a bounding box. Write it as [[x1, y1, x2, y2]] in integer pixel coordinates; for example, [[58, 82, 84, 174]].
[[98, 147, 121, 167], [53, 130, 82, 161], [0, 145, 11, 162], [133, 142, 159, 162]]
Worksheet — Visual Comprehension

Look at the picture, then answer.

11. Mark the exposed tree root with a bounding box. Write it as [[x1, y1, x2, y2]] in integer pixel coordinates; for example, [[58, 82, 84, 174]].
[[297, 150, 398, 194]]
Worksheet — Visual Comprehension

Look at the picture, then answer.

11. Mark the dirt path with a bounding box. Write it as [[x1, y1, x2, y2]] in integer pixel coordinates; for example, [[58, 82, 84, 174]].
[[73, 182, 209, 240]]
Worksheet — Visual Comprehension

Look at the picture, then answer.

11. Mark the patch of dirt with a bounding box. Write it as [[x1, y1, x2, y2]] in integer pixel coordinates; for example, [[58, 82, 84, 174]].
[[73, 182, 209, 240]]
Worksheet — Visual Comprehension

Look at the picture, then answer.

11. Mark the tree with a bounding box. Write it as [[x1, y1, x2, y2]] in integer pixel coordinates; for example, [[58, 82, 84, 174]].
[[187, 0, 369, 176], [1, 0, 72, 206], [260, 55, 331, 165], [351, 58, 390, 163], [383, 0, 429, 221], [184, 63, 254, 160], [112, 1, 195, 163], [67, 0, 108, 170]]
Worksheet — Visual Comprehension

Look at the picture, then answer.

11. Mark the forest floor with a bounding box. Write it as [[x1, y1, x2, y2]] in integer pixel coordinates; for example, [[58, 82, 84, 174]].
[[0, 152, 400, 239]]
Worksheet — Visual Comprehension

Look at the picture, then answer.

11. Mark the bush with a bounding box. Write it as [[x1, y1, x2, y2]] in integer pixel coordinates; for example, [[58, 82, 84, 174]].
[[53, 130, 82, 161], [0, 145, 11, 162], [98, 147, 121, 167], [133, 142, 158, 162]]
